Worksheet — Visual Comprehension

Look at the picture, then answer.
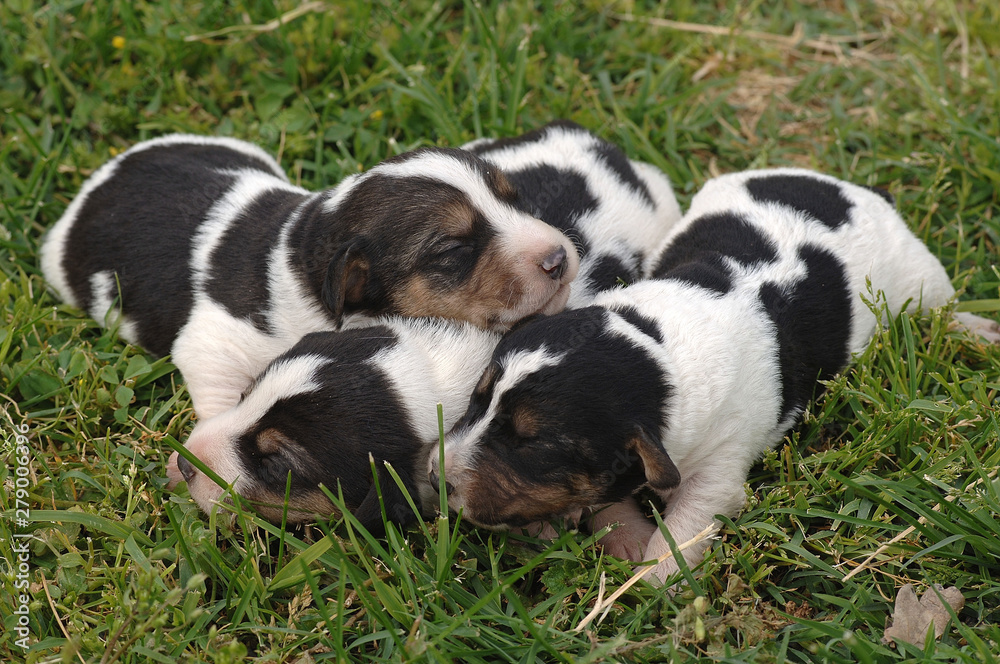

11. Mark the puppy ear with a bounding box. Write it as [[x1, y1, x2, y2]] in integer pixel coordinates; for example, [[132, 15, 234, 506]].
[[352, 461, 418, 536], [626, 426, 681, 492], [322, 241, 370, 327]]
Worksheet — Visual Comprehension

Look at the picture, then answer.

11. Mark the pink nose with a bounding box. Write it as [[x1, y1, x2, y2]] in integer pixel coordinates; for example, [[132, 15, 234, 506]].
[[541, 246, 567, 280]]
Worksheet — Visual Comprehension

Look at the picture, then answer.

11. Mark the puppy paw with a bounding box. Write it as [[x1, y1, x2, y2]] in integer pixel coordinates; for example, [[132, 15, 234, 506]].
[[598, 526, 648, 562], [633, 558, 681, 587]]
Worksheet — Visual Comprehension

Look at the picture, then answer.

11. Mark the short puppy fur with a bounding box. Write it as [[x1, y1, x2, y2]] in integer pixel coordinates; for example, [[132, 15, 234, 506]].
[[464, 120, 682, 307], [434, 168, 1000, 584], [41, 135, 579, 418], [160, 124, 682, 524], [166, 317, 499, 531]]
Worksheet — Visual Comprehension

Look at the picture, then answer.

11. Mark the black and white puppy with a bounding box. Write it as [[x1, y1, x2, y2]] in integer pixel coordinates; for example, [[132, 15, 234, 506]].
[[41, 135, 579, 418], [464, 120, 682, 307], [160, 124, 681, 525], [432, 168, 1000, 584], [165, 317, 499, 530]]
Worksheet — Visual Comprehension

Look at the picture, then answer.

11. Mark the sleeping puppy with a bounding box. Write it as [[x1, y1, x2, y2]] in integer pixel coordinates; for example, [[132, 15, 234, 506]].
[[165, 317, 499, 530], [163, 124, 681, 524], [464, 120, 682, 307], [40, 135, 579, 418], [432, 168, 1000, 584]]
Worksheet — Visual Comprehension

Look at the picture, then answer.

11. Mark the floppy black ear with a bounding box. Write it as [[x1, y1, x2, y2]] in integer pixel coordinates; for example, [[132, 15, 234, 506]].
[[322, 241, 370, 327], [626, 426, 681, 492], [352, 461, 419, 536]]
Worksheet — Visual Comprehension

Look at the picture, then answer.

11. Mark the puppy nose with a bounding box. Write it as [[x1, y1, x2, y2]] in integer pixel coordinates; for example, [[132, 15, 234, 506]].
[[177, 454, 196, 482], [541, 246, 567, 281], [429, 470, 455, 495]]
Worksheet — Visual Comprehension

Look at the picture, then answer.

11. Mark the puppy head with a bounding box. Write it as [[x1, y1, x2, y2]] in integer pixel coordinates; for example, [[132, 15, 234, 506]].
[[303, 147, 580, 330], [431, 306, 679, 528], [166, 330, 427, 531]]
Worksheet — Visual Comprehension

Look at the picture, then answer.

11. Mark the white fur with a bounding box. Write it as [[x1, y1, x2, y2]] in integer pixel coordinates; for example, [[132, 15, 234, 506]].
[[368, 153, 581, 319], [463, 123, 683, 307], [172, 317, 500, 517], [42, 135, 582, 420], [174, 353, 330, 513], [40, 159, 123, 308], [441, 167, 1000, 585], [439, 345, 567, 488], [613, 167, 1000, 582], [40, 134, 289, 309]]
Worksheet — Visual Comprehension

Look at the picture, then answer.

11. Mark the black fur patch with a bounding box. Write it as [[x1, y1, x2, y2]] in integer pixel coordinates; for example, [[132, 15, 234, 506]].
[[746, 174, 854, 230], [206, 188, 306, 332], [758, 245, 852, 422], [469, 119, 654, 213], [289, 173, 499, 315], [386, 146, 519, 206], [504, 164, 597, 251], [586, 141, 654, 208], [500, 306, 609, 357], [659, 260, 733, 295], [650, 212, 778, 293], [61, 142, 264, 355], [466, 312, 671, 523], [612, 305, 664, 344], [237, 328, 425, 529], [584, 253, 638, 293]]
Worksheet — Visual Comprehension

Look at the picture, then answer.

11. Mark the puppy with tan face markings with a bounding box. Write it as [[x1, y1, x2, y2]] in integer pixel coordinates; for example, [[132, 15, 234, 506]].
[[162, 123, 683, 527], [433, 168, 1000, 585], [463, 120, 682, 306], [165, 317, 500, 530], [40, 135, 578, 419]]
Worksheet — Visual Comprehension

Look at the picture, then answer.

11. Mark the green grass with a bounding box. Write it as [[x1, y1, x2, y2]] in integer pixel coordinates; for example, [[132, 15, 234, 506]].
[[2, 0, 1000, 661]]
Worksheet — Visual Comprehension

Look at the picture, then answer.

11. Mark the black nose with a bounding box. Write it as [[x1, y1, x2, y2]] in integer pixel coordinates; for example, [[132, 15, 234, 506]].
[[541, 246, 567, 281], [177, 455, 196, 482], [429, 470, 455, 495]]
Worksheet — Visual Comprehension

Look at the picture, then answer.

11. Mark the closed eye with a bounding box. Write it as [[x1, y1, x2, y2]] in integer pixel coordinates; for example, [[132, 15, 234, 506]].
[[434, 239, 475, 259], [488, 412, 536, 446]]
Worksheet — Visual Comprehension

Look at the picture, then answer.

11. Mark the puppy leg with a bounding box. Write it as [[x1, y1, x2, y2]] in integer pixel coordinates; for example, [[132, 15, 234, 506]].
[[639, 470, 747, 585], [950, 312, 1000, 343], [589, 497, 657, 562]]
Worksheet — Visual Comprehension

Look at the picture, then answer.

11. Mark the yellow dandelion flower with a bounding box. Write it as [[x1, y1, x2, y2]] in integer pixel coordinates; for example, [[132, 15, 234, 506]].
[[112, 36, 126, 49], [370, 109, 384, 121]]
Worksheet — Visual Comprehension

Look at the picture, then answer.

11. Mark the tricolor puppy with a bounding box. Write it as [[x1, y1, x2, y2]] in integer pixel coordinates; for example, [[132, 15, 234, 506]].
[[464, 120, 682, 307], [40, 135, 579, 418], [433, 168, 1000, 584], [166, 317, 499, 530]]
